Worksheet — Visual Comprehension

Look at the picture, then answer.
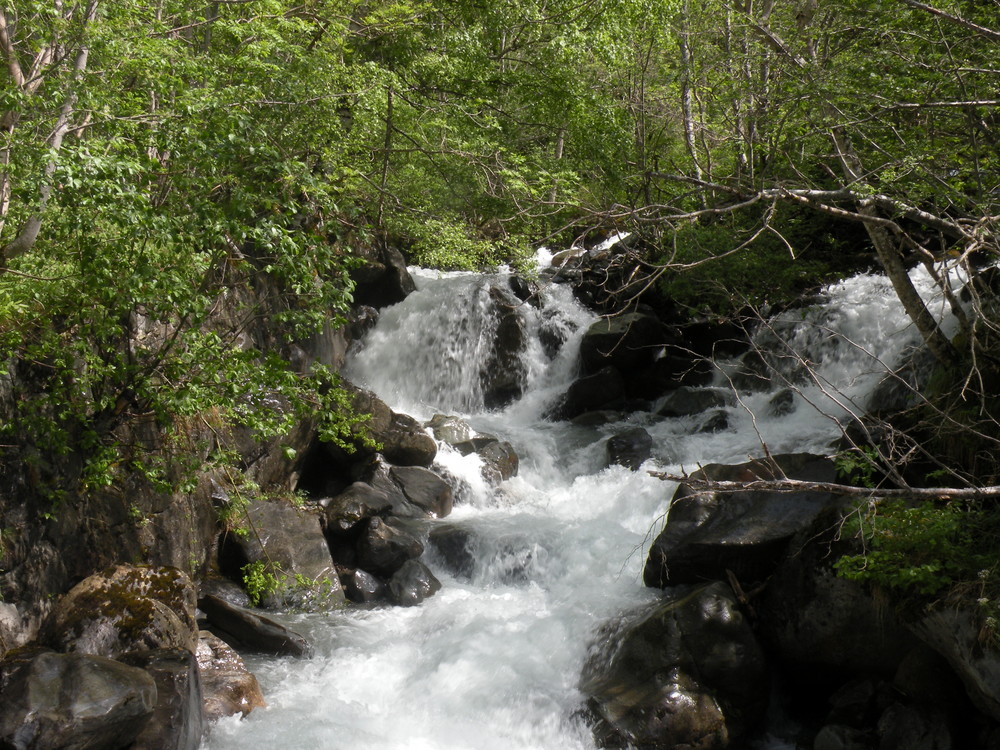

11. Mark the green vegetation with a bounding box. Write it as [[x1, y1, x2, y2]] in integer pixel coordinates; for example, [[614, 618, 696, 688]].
[[0, 1, 997, 615]]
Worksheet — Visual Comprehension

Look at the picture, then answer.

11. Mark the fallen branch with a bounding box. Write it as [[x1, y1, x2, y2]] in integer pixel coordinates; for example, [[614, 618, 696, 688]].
[[647, 472, 1000, 501]]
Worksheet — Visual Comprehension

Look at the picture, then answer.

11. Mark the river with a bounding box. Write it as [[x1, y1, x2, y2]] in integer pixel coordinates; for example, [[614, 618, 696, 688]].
[[204, 254, 951, 749]]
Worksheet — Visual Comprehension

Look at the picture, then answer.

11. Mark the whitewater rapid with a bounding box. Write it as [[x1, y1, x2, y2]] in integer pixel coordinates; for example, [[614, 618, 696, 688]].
[[204, 263, 950, 750]]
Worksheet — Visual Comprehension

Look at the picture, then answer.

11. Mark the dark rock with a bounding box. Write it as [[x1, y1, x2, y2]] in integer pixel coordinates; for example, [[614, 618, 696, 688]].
[[481, 285, 527, 410], [629, 353, 714, 400], [581, 581, 768, 749], [909, 608, 1000, 723], [198, 595, 312, 658], [730, 349, 774, 392], [508, 275, 539, 305], [644, 454, 844, 589], [476, 439, 519, 483], [195, 631, 265, 720], [697, 409, 730, 433], [877, 702, 953, 750], [656, 386, 735, 418], [341, 568, 386, 604], [768, 388, 796, 416], [382, 412, 439, 466], [814, 723, 875, 750], [120, 648, 204, 750], [330, 384, 437, 468], [42, 565, 198, 658], [389, 466, 454, 518], [550, 367, 626, 421], [198, 576, 251, 610], [428, 525, 477, 579], [387, 560, 441, 607], [579, 313, 669, 375], [323, 481, 394, 534], [606, 428, 653, 471], [347, 305, 380, 342], [220, 499, 343, 609], [0, 651, 156, 750], [350, 244, 416, 309], [0, 604, 25, 657], [354, 517, 424, 578], [755, 508, 917, 686]]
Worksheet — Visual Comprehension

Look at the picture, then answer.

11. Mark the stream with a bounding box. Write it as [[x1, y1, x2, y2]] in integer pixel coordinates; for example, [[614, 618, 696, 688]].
[[204, 254, 953, 750]]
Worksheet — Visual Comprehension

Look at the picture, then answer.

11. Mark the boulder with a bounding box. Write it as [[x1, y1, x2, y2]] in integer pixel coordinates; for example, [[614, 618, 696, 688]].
[[387, 560, 441, 607], [549, 367, 626, 421], [323, 481, 395, 535], [389, 465, 454, 518], [426, 414, 475, 446], [909, 608, 1000, 723], [340, 568, 386, 604], [428, 525, 477, 580], [350, 244, 416, 309], [656, 386, 735, 418], [42, 565, 198, 658], [198, 595, 312, 658], [0, 603, 25, 657], [221, 499, 343, 609], [355, 517, 425, 578], [579, 312, 667, 375], [481, 285, 527, 410], [120, 648, 204, 750], [330, 384, 437, 468], [606, 427, 653, 470], [195, 631, 265, 720], [475, 439, 519, 484], [580, 581, 768, 749], [0, 651, 156, 750], [644, 454, 844, 589], [755, 508, 917, 685], [697, 409, 730, 433]]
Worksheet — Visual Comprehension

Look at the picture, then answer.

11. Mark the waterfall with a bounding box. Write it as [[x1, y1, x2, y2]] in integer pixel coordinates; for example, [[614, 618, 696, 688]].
[[204, 262, 953, 750]]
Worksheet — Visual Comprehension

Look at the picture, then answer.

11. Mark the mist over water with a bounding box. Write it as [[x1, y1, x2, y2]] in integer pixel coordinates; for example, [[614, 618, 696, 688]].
[[205, 264, 950, 750]]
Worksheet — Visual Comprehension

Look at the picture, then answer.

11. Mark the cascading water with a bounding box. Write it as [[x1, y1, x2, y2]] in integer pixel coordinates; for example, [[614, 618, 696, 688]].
[[204, 260, 956, 750]]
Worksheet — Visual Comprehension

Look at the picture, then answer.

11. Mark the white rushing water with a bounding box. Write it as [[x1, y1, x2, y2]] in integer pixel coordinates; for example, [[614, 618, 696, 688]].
[[205, 262, 955, 750]]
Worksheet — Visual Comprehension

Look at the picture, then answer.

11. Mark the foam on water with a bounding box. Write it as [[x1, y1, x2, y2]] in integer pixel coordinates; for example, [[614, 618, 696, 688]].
[[205, 262, 957, 750]]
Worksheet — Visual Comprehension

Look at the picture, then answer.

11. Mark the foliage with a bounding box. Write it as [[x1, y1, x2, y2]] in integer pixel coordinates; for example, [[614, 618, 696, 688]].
[[241, 560, 283, 608], [835, 498, 1000, 603]]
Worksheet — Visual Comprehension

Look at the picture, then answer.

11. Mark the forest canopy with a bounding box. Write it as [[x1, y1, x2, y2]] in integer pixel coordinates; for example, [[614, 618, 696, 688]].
[[0, 0, 997, 486]]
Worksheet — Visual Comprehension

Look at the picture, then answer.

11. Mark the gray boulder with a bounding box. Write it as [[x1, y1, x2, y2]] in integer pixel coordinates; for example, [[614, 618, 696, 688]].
[[198, 595, 312, 658], [389, 465, 454, 518], [120, 648, 203, 750], [195, 631, 265, 720], [579, 312, 667, 375], [226, 499, 343, 609], [354, 517, 424, 578], [42, 565, 198, 658], [644, 454, 844, 588], [550, 367, 626, 421], [656, 386, 735, 418], [481, 285, 527, 410], [341, 568, 386, 604], [581, 581, 768, 749], [0, 651, 156, 750]]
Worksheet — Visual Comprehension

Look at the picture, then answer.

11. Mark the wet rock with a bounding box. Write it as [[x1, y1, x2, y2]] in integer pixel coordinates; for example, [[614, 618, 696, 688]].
[[606, 428, 653, 470], [428, 525, 477, 579], [0, 651, 156, 750], [198, 595, 312, 658], [581, 581, 768, 749], [387, 560, 441, 607], [355, 517, 425, 578], [389, 466, 454, 518], [42, 565, 198, 658], [550, 367, 626, 421], [195, 631, 265, 720], [324, 481, 395, 533], [508, 275, 539, 305], [330, 384, 437, 468], [347, 304, 380, 342], [481, 285, 528, 410], [341, 568, 386, 604], [0, 603, 25, 657], [220, 499, 343, 609], [697, 409, 730, 433], [644, 454, 844, 589], [814, 723, 875, 750], [579, 312, 668, 375], [768, 388, 796, 416], [656, 386, 735, 418], [382, 412, 439, 466], [198, 576, 251, 610], [120, 648, 204, 750], [877, 702, 953, 750], [427, 414, 475, 446], [476, 439, 519, 483]]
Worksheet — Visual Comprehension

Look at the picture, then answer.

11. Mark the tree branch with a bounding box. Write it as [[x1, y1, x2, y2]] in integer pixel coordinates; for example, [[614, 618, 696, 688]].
[[897, 0, 1000, 43]]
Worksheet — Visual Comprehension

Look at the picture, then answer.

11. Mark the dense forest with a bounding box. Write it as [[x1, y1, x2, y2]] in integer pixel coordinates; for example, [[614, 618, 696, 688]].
[[1, 0, 1000, 722]]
